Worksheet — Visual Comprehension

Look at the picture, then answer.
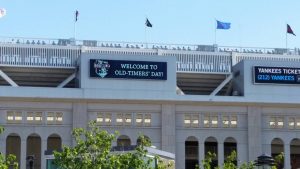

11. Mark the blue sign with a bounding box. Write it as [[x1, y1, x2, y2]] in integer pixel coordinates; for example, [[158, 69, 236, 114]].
[[254, 66, 300, 84], [90, 59, 167, 80]]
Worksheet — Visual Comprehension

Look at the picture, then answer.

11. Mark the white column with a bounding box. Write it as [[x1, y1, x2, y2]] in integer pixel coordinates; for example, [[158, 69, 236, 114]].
[[284, 144, 291, 169], [41, 139, 47, 169], [20, 140, 26, 169], [176, 141, 185, 169], [218, 143, 224, 167], [72, 103, 88, 146], [237, 143, 248, 166], [247, 106, 262, 161], [199, 142, 205, 165], [161, 104, 176, 153]]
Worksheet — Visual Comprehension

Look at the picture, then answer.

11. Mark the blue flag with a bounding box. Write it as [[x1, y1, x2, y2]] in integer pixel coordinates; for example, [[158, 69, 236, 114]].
[[216, 20, 231, 29]]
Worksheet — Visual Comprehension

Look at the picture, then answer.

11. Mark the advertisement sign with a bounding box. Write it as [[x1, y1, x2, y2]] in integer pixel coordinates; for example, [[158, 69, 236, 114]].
[[90, 59, 167, 80], [253, 66, 300, 84]]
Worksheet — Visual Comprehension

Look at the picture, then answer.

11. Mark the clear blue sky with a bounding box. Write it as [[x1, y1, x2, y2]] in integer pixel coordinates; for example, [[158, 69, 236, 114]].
[[1, 0, 300, 48]]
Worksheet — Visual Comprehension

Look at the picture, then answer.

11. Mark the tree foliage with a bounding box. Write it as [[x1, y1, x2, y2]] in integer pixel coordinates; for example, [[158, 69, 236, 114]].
[[195, 151, 286, 169], [0, 126, 18, 169], [54, 121, 172, 169]]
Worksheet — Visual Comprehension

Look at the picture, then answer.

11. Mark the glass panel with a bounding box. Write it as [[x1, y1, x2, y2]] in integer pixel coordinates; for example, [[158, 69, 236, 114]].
[[191, 114, 199, 127], [15, 112, 22, 122], [230, 116, 237, 128], [96, 113, 104, 124], [296, 118, 300, 129], [211, 116, 218, 128], [136, 114, 143, 126], [27, 112, 34, 122], [7, 111, 14, 122], [289, 117, 295, 129], [184, 114, 191, 127], [56, 112, 63, 124], [124, 114, 132, 125], [223, 116, 229, 128], [47, 112, 55, 123], [269, 117, 276, 128], [105, 113, 112, 125], [35, 112, 43, 123], [204, 116, 210, 128], [277, 117, 284, 128], [144, 114, 151, 126], [116, 114, 123, 125]]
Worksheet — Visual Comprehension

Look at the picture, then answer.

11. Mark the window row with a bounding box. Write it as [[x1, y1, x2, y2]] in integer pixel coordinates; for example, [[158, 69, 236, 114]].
[[96, 113, 151, 126], [269, 116, 300, 129], [7, 111, 63, 124], [184, 114, 237, 128]]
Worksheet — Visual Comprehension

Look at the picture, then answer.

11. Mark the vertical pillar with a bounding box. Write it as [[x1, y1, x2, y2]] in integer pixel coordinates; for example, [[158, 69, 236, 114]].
[[41, 139, 47, 169], [237, 143, 248, 166], [218, 143, 224, 167], [284, 144, 291, 169], [247, 106, 262, 161], [176, 141, 185, 169], [20, 139, 26, 169], [161, 104, 175, 153], [199, 142, 205, 165], [72, 102, 88, 146]]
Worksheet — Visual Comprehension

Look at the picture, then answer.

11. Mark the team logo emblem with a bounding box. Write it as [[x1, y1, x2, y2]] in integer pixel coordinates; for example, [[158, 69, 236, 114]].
[[94, 60, 110, 78]]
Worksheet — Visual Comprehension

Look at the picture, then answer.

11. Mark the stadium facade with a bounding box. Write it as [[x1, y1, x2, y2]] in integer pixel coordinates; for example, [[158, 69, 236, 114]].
[[0, 37, 299, 169]]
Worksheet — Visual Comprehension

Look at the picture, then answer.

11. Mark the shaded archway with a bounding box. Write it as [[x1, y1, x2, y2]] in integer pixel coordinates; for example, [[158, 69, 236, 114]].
[[224, 137, 237, 165], [271, 138, 284, 169], [117, 135, 131, 147], [27, 134, 41, 169], [290, 138, 300, 169], [6, 133, 21, 169], [185, 136, 198, 169], [136, 135, 151, 146], [205, 137, 218, 168], [47, 134, 62, 153]]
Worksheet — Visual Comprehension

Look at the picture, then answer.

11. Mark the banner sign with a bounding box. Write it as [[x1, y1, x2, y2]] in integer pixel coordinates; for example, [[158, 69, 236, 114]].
[[90, 59, 167, 80], [253, 66, 300, 84]]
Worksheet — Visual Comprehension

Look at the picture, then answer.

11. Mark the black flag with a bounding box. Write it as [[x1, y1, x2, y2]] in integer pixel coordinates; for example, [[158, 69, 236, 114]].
[[145, 18, 152, 27], [75, 10, 79, 22]]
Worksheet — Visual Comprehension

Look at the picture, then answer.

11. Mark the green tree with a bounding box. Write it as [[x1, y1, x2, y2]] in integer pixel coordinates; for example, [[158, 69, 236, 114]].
[[54, 121, 172, 169], [196, 151, 255, 169], [0, 126, 18, 169]]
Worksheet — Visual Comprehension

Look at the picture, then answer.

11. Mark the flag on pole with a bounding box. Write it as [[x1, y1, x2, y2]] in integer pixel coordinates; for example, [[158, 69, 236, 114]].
[[145, 18, 152, 27], [75, 10, 79, 22], [0, 8, 6, 18], [216, 20, 231, 29], [287, 24, 296, 36]]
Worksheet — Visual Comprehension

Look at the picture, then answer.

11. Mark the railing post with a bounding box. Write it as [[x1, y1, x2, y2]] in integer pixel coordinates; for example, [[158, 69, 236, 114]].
[[231, 52, 238, 67]]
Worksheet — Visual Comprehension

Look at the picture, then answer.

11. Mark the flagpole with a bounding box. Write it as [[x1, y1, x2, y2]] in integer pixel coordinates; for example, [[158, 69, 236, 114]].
[[214, 19, 217, 45], [145, 16, 148, 49], [286, 31, 288, 53], [74, 19, 76, 40], [145, 24, 148, 49]]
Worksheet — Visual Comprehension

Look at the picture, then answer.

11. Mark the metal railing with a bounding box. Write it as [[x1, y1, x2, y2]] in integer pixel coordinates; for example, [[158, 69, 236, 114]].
[[0, 44, 81, 68], [0, 37, 300, 73], [1, 36, 300, 55]]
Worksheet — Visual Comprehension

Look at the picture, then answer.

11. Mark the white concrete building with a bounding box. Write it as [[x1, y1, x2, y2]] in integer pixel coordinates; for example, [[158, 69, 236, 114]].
[[0, 37, 299, 169]]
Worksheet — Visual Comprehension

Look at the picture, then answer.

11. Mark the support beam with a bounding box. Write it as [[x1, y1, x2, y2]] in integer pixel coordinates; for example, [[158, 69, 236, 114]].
[[0, 70, 18, 87], [209, 74, 232, 96], [57, 73, 75, 88], [176, 86, 185, 95]]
